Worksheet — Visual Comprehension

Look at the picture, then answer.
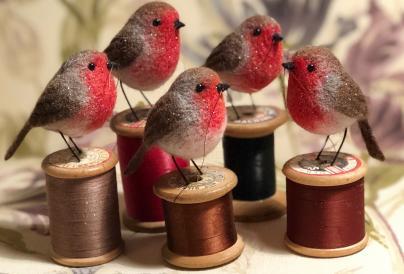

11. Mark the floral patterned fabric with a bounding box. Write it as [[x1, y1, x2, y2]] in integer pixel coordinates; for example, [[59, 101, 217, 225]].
[[0, 0, 403, 273]]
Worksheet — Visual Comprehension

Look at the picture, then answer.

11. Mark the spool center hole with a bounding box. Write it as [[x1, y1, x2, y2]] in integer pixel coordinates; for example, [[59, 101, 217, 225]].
[[188, 174, 203, 182]]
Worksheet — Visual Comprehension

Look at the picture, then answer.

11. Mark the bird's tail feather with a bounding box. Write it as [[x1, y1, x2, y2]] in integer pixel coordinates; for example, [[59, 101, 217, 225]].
[[358, 119, 385, 161], [124, 143, 148, 176], [4, 122, 32, 160]]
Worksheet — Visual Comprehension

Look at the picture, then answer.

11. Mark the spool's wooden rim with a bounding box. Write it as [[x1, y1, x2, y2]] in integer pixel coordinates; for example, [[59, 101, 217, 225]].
[[282, 152, 367, 187], [110, 108, 151, 138], [122, 212, 165, 233], [233, 190, 286, 222], [154, 166, 237, 204], [42, 147, 118, 179], [284, 233, 368, 258], [162, 234, 244, 269], [51, 244, 123, 267], [225, 105, 288, 138]]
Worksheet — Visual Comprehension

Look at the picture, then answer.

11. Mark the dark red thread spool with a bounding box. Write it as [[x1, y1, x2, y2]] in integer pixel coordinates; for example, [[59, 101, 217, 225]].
[[42, 147, 123, 267], [224, 105, 288, 222], [283, 152, 368, 257], [154, 166, 244, 269], [110, 109, 188, 233]]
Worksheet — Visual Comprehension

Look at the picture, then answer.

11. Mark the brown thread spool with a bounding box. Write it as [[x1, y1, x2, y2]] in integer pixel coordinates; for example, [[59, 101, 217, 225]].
[[42, 147, 123, 266], [154, 166, 244, 269], [282, 152, 368, 258], [224, 105, 288, 222]]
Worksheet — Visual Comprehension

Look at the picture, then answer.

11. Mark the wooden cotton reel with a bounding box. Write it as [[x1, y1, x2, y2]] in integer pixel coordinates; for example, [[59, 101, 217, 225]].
[[154, 166, 244, 269], [223, 105, 288, 222], [283, 152, 368, 258], [42, 147, 123, 267], [110, 108, 188, 233]]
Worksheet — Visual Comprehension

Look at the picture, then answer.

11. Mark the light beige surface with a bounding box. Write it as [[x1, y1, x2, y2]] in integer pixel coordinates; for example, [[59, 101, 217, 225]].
[[122, 212, 165, 233], [233, 191, 286, 222]]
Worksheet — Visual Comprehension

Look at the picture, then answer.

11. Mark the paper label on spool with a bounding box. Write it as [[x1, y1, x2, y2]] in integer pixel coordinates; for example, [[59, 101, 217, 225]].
[[47, 148, 110, 169], [167, 168, 225, 190], [228, 106, 277, 124], [291, 152, 360, 176]]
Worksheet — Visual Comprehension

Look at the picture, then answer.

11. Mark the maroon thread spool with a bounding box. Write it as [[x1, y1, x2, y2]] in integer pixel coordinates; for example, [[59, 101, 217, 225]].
[[283, 152, 368, 257], [42, 147, 123, 267], [110, 109, 188, 233]]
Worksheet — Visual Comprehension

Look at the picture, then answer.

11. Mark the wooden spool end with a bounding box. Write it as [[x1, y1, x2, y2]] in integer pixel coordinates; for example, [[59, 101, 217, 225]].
[[42, 147, 118, 179], [51, 244, 123, 267], [154, 166, 238, 204], [110, 108, 150, 138], [154, 166, 244, 268], [233, 191, 286, 222], [284, 234, 368, 258], [283, 152, 368, 257], [123, 212, 165, 233], [282, 151, 367, 187], [225, 105, 288, 138], [162, 235, 244, 269]]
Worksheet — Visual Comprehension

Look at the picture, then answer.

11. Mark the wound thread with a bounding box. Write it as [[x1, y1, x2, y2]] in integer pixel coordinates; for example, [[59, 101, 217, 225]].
[[163, 193, 237, 256], [46, 168, 122, 258]]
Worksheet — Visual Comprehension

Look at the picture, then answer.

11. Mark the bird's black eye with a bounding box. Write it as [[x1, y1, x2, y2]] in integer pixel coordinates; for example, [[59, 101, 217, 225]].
[[88, 63, 96, 71], [307, 64, 315, 72], [152, 18, 161, 26], [195, 83, 205, 93], [253, 27, 262, 36]]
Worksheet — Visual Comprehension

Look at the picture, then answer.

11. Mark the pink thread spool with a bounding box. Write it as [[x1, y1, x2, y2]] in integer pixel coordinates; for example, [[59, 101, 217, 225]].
[[111, 109, 189, 233]]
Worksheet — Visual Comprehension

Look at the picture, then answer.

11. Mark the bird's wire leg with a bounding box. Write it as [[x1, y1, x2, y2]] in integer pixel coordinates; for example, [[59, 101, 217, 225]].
[[59, 131, 80, 162], [249, 93, 257, 114], [227, 90, 241, 120], [120, 80, 139, 121], [331, 128, 347, 166], [172, 155, 189, 185], [69, 137, 82, 155], [191, 159, 203, 179], [316, 135, 329, 160], [138, 89, 153, 107]]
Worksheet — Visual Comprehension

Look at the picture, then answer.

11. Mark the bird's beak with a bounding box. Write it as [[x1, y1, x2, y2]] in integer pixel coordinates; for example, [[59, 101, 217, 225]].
[[174, 19, 185, 30], [282, 62, 295, 70], [107, 61, 118, 70], [216, 83, 230, 93], [272, 33, 283, 43]]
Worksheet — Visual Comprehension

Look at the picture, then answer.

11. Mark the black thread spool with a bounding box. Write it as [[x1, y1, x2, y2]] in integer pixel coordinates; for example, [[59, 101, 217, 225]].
[[283, 152, 368, 257], [153, 166, 244, 269], [223, 105, 288, 222], [42, 147, 123, 267]]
